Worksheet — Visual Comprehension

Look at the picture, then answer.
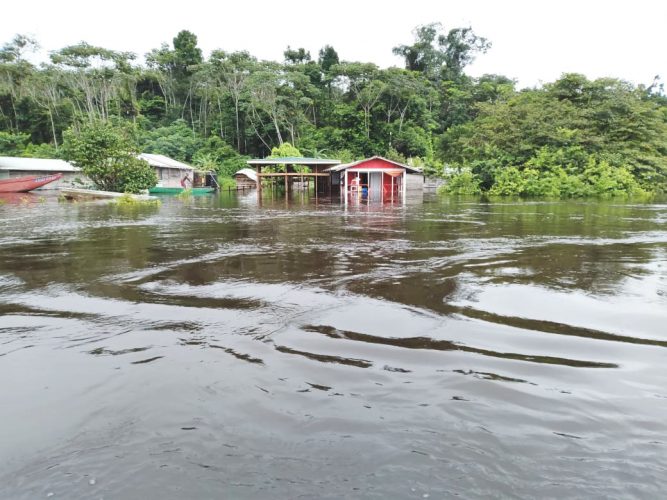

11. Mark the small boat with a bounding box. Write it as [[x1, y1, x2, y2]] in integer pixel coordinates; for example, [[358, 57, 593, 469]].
[[0, 173, 63, 193], [149, 186, 216, 195], [59, 188, 156, 201]]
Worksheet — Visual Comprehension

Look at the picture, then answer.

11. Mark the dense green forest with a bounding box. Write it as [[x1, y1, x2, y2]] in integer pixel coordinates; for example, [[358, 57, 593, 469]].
[[1, 24, 666, 196]]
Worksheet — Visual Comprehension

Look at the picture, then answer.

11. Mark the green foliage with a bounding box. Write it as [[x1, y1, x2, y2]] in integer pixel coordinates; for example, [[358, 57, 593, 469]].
[[62, 121, 157, 193], [484, 154, 648, 198], [192, 139, 250, 178], [441, 169, 482, 195], [218, 176, 237, 189], [393, 23, 490, 82], [318, 45, 339, 73], [0, 131, 29, 155], [139, 119, 202, 161], [441, 74, 667, 196], [176, 188, 193, 199], [284, 46, 311, 65], [114, 192, 161, 207], [268, 142, 310, 173], [21, 142, 58, 158], [269, 142, 302, 158], [385, 147, 407, 163]]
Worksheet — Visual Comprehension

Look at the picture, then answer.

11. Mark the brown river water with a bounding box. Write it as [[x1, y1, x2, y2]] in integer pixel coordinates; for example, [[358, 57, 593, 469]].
[[0, 192, 666, 499]]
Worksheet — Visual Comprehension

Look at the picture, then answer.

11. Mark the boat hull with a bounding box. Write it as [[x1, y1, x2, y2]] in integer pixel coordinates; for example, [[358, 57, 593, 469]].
[[0, 173, 63, 193], [59, 188, 156, 201], [149, 187, 215, 195]]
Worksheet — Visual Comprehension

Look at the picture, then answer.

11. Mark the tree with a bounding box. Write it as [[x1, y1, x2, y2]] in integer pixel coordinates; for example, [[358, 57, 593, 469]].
[[208, 50, 256, 151], [440, 74, 667, 194], [24, 69, 63, 148], [145, 30, 203, 123], [440, 27, 490, 82], [62, 121, 156, 193], [284, 46, 311, 65], [50, 43, 137, 123], [318, 45, 339, 73], [393, 23, 489, 82], [139, 119, 202, 161], [0, 35, 39, 132], [270, 142, 301, 158], [333, 63, 386, 142], [0, 34, 39, 64]]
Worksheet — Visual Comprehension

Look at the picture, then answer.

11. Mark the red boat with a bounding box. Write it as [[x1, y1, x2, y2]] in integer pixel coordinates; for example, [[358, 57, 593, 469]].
[[0, 173, 63, 193]]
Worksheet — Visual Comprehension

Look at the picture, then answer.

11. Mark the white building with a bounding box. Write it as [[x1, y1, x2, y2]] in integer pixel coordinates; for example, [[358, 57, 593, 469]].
[[138, 153, 194, 188], [0, 156, 87, 189]]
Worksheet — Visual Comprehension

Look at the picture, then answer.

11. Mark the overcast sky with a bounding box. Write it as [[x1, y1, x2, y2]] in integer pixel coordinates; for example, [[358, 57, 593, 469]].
[[2, 0, 665, 88]]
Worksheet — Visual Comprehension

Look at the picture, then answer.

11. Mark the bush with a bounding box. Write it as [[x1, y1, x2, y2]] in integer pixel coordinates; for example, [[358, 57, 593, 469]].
[[473, 149, 650, 199], [441, 170, 482, 195], [0, 131, 29, 156], [62, 121, 157, 193], [139, 119, 202, 162], [488, 167, 526, 196]]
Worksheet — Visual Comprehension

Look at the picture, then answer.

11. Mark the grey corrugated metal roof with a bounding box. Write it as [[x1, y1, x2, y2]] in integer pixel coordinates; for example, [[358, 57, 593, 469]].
[[234, 168, 258, 182], [247, 156, 340, 166], [138, 153, 194, 170], [0, 156, 80, 172], [325, 156, 422, 173]]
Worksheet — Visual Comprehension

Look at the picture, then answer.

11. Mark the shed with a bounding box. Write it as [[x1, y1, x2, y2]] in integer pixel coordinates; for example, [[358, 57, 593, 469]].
[[246, 156, 341, 195], [326, 156, 423, 203], [0, 156, 86, 189], [234, 168, 258, 189], [138, 153, 194, 188]]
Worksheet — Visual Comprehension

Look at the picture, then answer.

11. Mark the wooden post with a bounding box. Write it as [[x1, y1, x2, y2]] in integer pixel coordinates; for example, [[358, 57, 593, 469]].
[[402, 171, 407, 203], [343, 170, 348, 205]]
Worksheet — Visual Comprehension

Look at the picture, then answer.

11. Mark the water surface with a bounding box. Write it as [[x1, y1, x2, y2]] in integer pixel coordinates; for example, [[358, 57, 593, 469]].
[[1, 192, 666, 498]]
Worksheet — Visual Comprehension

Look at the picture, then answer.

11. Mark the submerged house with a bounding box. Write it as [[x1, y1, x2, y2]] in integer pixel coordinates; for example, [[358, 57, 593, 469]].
[[138, 153, 194, 188], [246, 157, 341, 194], [234, 168, 258, 189], [0, 156, 85, 189], [326, 156, 423, 202]]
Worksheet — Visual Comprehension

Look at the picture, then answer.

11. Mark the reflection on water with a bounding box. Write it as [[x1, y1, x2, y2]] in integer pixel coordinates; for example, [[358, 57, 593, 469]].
[[1, 192, 666, 498]]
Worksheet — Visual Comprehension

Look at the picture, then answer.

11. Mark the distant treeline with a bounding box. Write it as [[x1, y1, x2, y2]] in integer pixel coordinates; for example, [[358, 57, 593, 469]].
[[1, 24, 666, 196]]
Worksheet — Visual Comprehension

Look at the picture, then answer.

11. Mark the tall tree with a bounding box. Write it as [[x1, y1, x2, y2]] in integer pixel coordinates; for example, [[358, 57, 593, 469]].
[[284, 46, 311, 65], [318, 45, 339, 73], [393, 23, 489, 82], [208, 50, 256, 151], [0, 35, 38, 132]]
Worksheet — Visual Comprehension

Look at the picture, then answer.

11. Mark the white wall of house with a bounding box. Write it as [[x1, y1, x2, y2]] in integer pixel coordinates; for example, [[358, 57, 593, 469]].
[[406, 173, 425, 191], [155, 167, 189, 188], [0, 170, 90, 189]]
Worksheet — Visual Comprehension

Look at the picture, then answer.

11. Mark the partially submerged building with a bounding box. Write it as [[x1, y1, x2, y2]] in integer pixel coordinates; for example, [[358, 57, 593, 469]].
[[0, 156, 85, 189], [138, 153, 195, 188], [245, 155, 423, 202], [246, 156, 341, 195], [327, 156, 423, 202], [234, 168, 258, 189]]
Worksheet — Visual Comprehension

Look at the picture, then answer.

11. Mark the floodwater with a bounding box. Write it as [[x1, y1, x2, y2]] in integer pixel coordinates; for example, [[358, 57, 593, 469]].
[[1, 191, 666, 499]]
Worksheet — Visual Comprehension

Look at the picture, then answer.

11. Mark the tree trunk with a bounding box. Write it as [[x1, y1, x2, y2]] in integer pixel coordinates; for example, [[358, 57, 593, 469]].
[[48, 108, 58, 149]]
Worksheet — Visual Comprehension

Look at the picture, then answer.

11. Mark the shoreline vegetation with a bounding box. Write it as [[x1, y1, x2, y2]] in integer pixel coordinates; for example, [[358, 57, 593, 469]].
[[1, 25, 665, 198]]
